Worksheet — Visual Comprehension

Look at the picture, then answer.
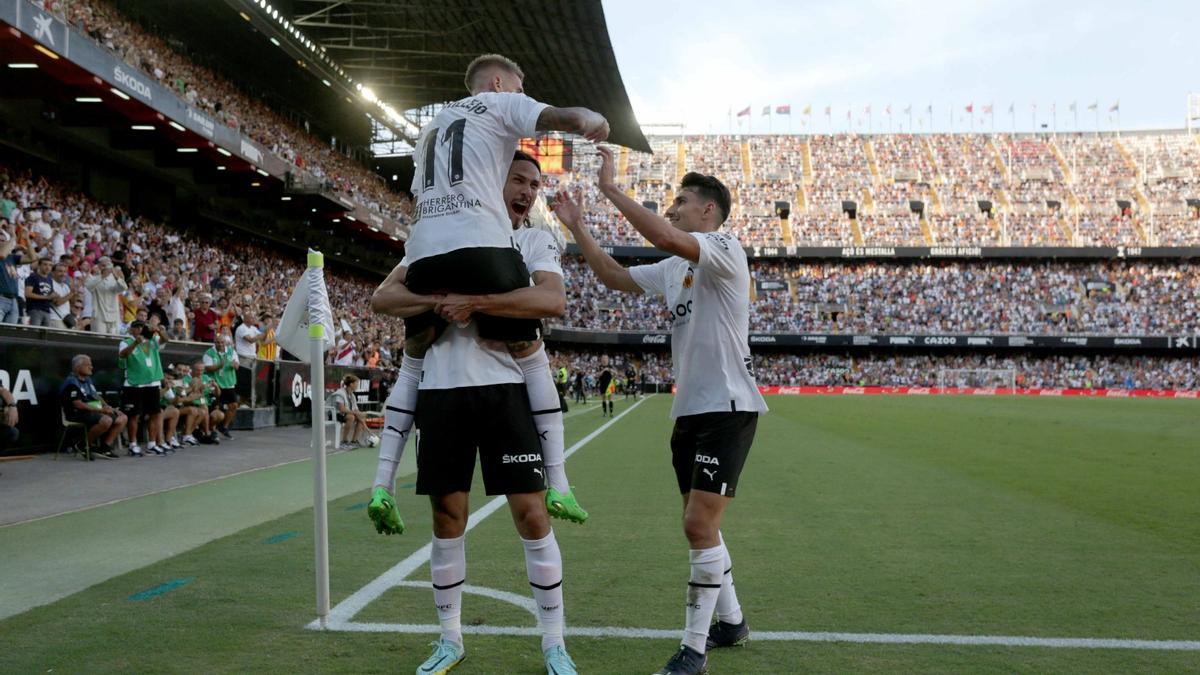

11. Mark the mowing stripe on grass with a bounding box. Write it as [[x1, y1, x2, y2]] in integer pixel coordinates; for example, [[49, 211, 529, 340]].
[[323, 622, 1200, 651], [128, 577, 195, 601], [345, 502, 368, 511], [263, 531, 300, 544], [308, 396, 652, 631]]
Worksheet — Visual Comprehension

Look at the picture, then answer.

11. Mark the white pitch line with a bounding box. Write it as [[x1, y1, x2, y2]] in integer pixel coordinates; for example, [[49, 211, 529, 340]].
[[321, 621, 1200, 651], [308, 395, 653, 630]]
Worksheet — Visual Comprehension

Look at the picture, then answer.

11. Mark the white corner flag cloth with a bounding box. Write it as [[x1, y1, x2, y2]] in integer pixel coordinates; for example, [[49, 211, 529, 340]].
[[276, 250, 336, 363]]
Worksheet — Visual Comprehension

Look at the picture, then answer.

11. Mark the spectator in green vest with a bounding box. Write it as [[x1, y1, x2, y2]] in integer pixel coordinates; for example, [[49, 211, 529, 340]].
[[203, 332, 239, 439], [118, 318, 170, 456]]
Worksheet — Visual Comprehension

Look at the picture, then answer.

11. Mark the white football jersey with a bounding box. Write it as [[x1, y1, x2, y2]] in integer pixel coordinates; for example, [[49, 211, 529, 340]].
[[407, 92, 548, 265], [512, 227, 563, 279], [418, 227, 562, 390], [629, 231, 769, 419]]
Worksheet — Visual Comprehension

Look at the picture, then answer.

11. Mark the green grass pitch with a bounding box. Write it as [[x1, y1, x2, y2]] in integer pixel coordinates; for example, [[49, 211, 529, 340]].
[[2, 394, 1199, 673]]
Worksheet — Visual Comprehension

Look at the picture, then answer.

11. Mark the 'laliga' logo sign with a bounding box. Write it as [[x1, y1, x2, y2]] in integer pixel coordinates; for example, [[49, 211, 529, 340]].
[[291, 373, 312, 408], [0, 370, 38, 405]]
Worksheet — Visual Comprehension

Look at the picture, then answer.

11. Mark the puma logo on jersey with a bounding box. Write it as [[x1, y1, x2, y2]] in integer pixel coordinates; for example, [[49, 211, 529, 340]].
[[533, 468, 543, 477], [696, 454, 720, 465], [503, 453, 542, 464], [702, 468, 717, 481]]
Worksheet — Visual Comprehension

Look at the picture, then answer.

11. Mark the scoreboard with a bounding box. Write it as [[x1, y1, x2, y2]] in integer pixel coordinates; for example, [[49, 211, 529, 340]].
[[519, 136, 573, 174]]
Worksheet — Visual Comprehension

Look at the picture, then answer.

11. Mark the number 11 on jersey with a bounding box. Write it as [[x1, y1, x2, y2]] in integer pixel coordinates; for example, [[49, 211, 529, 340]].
[[420, 118, 467, 190]]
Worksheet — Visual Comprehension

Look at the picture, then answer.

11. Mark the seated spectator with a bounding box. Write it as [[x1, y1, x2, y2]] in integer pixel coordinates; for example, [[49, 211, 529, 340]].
[[158, 372, 183, 451], [59, 354, 126, 459], [168, 317, 188, 341], [327, 374, 372, 449], [178, 362, 221, 444]]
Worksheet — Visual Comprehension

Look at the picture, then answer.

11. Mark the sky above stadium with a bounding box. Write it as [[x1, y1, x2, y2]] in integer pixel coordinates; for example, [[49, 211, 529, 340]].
[[603, 0, 1200, 135]]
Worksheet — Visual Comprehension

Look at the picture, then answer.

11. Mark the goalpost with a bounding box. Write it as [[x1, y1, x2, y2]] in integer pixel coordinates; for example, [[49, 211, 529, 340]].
[[936, 368, 1016, 391]]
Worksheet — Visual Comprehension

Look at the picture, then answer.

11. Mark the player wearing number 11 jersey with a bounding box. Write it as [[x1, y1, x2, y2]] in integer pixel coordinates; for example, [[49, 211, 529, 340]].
[[403, 54, 608, 353]]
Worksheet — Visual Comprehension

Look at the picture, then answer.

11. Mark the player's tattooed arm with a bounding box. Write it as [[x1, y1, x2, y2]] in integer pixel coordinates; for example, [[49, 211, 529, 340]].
[[551, 191, 643, 293], [369, 263, 443, 318], [536, 106, 609, 142], [595, 146, 701, 263]]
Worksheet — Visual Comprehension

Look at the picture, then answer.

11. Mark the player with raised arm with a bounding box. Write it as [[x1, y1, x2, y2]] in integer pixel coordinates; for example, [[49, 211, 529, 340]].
[[370, 152, 588, 539], [371, 153, 580, 674], [370, 55, 604, 536], [553, 147, 768, 675]]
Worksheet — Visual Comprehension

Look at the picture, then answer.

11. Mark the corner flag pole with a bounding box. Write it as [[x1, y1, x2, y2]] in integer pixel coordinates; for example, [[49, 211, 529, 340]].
[[307, 250, 330, 629]]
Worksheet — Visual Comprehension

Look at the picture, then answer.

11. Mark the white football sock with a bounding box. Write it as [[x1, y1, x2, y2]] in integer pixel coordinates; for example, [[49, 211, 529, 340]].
[[522, 530, 565, 652], [515, 347, 567, 493], [430, 534, 466, 647], [682, 544, 724, 653], [715, 532, 743, 624], [373, 354, 421, 489]]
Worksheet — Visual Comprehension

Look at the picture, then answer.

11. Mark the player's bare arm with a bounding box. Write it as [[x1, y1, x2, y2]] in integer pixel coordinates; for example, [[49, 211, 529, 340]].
[[370, 263, 444, 318], [536, 106, 610, 143], [595, 147, 702, 263], [552, 191, 643, 293], [437, 271, 566, 323]]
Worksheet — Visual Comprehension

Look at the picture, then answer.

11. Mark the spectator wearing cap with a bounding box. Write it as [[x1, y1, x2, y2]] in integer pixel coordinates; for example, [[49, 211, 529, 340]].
[[203, 332, 239, 439], [86, 256, 127, 334], [118, 317, 169, 456], [191, 293, 218, 342], [59, 354, 126, 459]]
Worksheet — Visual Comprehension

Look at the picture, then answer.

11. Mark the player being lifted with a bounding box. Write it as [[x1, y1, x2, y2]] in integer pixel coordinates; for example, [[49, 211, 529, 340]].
[[370, 151, 588, 532], [553, 147, 768, 675], [368, 54, 602, 539], [370, 151, 579, 675]]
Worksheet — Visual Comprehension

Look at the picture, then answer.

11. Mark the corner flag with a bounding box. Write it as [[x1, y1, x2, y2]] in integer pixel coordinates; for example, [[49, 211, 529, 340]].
[[278, 250, 337, 628], [277, 251, 336, 362]]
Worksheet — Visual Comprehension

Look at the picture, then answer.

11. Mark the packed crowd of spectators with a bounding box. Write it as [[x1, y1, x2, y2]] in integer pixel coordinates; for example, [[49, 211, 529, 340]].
[[547, 348, 1199, 390], [558, 133, 1198, 247], [749, 352, 1200, 389], [0, 160, 401, 368], [556, 257, 1200, 335], [38, 0, 407, 222]]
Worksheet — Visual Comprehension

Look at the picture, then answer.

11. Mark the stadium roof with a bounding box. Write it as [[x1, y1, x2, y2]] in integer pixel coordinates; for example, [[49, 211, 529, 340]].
[[287, 0, 651, 152]]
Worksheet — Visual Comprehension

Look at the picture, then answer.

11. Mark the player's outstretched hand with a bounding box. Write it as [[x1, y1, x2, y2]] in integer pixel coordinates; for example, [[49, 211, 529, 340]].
[[580, 110, 609, 142], [551, 190, 583, 231], [368, 486, 405, 535], [596, 146, 616, 192]]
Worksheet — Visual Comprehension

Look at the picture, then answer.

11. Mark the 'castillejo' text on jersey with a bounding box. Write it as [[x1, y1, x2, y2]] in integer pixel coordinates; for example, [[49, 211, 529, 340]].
[[406, 92, 548, 266], [629, 231, 769, 419]]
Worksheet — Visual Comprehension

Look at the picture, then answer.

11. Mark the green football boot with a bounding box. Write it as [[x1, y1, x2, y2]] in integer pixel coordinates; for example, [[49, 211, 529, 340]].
[[546, 487, 589, 524], [368, 486, 405, 535]]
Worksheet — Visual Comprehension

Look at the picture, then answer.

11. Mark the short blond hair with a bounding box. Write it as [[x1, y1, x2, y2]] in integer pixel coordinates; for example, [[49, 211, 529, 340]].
[[464, 54, 524, 93]]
